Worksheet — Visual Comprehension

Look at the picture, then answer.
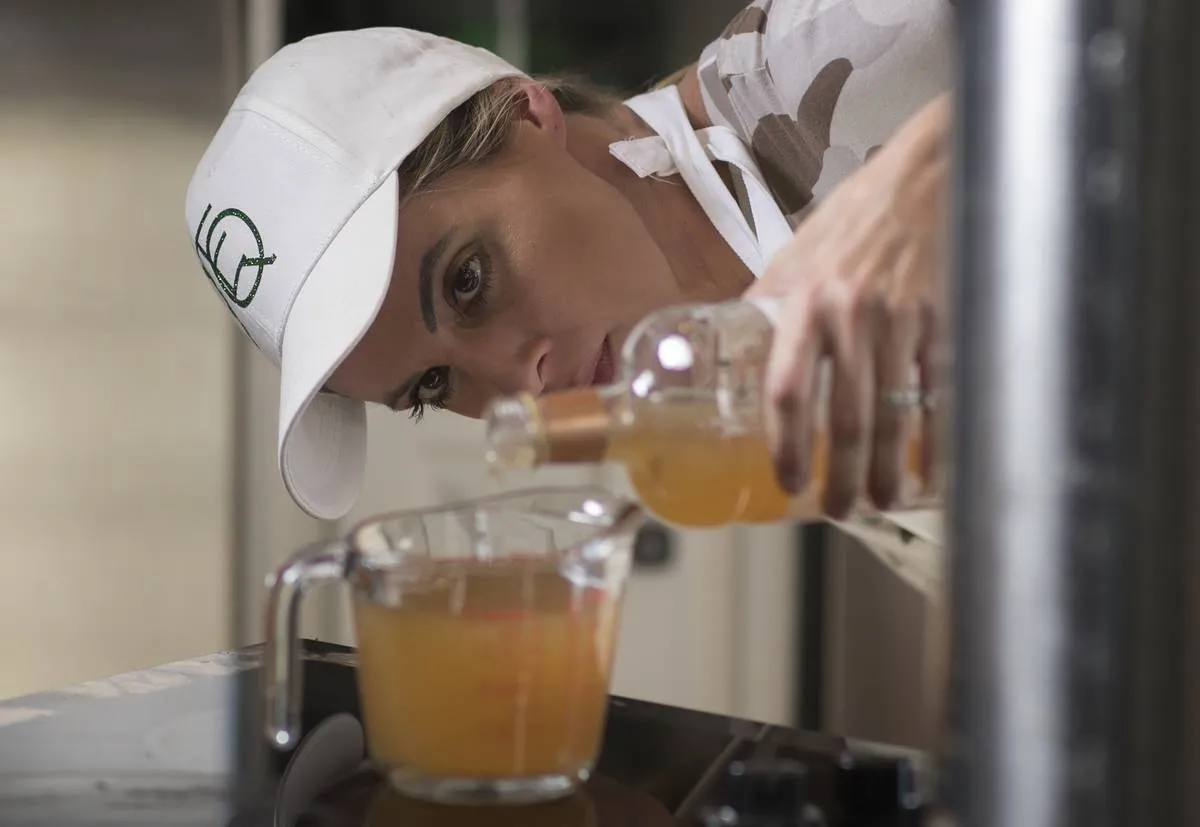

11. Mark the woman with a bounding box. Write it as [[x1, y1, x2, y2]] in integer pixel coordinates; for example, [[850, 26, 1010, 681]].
[[185, 0, 954, 522]]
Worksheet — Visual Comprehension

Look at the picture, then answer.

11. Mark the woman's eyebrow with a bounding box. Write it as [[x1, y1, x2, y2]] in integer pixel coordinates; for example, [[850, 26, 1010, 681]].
[[418, 227, 457, 333]]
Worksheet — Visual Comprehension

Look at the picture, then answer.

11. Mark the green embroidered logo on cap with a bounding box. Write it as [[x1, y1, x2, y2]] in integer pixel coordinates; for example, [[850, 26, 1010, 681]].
[[194, 204, 276, 309]]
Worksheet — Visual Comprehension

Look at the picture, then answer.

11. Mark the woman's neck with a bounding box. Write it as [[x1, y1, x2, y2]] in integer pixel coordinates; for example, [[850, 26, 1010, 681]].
[[566, 109, 756, 305]]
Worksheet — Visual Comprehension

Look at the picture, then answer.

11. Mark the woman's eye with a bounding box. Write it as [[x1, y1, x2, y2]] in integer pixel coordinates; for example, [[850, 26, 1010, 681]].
[[452, 254, 484, 306], [406, 367, 451, 422], [415, 367, 448, 402]]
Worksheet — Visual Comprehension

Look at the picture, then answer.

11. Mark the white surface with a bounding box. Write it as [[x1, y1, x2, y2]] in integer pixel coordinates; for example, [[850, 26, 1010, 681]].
[[878, 508, 945, 546], [832, 512, 945, 603]]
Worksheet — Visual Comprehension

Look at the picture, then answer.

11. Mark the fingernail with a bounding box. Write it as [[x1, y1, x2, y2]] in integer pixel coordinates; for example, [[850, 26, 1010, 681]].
[[777, 457, 798, 494], [778, 456, 808, 495], [824, 488, 853, 519], [868, 476, 897, 511]]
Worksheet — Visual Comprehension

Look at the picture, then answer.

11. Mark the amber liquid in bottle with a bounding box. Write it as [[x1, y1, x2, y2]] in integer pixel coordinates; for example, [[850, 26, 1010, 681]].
[[483, 300, 935, 529], [486, 389, 930, 529], [608, 402, 802, 527]]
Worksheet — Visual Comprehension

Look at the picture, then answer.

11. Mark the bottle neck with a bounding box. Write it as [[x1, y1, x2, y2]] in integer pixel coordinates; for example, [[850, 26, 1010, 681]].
[[484, 384, 626, 470], [536, 385, 619, 463]]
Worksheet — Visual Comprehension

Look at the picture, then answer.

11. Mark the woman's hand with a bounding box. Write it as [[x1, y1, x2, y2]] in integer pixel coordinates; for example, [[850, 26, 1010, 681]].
[[744, 94, 952, 518]]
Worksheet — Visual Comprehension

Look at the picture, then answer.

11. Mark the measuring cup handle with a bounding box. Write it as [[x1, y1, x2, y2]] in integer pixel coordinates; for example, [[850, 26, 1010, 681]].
[[263, 540, 348, 751]]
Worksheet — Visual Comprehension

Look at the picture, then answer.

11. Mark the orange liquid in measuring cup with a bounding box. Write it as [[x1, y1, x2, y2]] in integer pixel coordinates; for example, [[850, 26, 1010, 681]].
[[353, 559, 618, 780]]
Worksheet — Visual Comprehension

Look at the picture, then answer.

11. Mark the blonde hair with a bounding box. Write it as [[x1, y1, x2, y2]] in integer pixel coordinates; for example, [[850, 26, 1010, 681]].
[[396, 75, 622, 201]]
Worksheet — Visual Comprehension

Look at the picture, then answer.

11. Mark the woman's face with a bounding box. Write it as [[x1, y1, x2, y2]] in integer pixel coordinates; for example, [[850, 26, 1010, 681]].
[[328, 84, 690, 420]]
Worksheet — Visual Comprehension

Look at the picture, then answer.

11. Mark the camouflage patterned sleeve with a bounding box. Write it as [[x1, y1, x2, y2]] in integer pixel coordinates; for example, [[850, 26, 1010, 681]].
[[696, 0, 956, 223]]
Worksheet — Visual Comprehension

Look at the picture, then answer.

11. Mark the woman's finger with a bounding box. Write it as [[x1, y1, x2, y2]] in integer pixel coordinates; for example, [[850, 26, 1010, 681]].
[[917, 303, 947, 494], [823, 296, 875, 518], [762, 287, 824, 496], [868, 307, 922, 509]]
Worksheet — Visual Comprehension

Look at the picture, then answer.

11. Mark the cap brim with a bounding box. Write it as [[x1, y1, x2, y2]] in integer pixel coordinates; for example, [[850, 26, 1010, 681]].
[[277, 172, 399, 521]]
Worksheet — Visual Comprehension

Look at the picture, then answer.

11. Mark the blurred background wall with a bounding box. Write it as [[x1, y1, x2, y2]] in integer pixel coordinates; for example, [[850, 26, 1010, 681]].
[[0, 0, 234, 698]]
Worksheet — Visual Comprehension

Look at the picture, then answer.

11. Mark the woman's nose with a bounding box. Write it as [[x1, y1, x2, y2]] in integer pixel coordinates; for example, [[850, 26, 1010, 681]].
[[515, 337, 550, 395], [473, 336, 550, 397]]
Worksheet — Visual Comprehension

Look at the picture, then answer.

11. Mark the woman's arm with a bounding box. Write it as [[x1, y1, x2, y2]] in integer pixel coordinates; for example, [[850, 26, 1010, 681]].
[[746, 91, 952, 515], [655, 1, 955, 514], [687, 0, 955, 222], [680, 0, 955, 513]]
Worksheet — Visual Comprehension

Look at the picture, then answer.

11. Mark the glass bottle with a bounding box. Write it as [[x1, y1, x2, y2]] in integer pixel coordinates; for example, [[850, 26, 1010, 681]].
[[483, 299, 937, 528]]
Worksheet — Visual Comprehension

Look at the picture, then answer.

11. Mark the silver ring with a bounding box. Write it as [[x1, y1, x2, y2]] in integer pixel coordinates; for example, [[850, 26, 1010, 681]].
[[880, 388, 937, 411]]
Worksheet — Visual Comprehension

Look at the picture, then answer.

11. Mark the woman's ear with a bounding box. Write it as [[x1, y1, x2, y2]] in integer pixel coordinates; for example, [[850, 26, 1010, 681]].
[[516, 80, 567, 145]]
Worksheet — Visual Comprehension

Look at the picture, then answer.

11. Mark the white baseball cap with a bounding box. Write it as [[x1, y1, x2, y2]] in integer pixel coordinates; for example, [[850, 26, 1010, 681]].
[[185, 29, 525, 520]]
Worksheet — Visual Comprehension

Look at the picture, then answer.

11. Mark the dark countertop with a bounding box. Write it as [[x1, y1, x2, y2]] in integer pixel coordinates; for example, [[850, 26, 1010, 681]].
[[0, 641, 933, 826]]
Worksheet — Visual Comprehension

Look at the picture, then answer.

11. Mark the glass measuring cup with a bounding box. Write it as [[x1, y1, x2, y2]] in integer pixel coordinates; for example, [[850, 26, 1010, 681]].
[[264, 487, 644, 806]]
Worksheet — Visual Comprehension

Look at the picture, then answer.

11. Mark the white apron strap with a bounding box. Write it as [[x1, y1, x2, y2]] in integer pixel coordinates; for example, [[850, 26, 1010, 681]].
[[697, 125, 796, 266], [610, 85, 770, 276]]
